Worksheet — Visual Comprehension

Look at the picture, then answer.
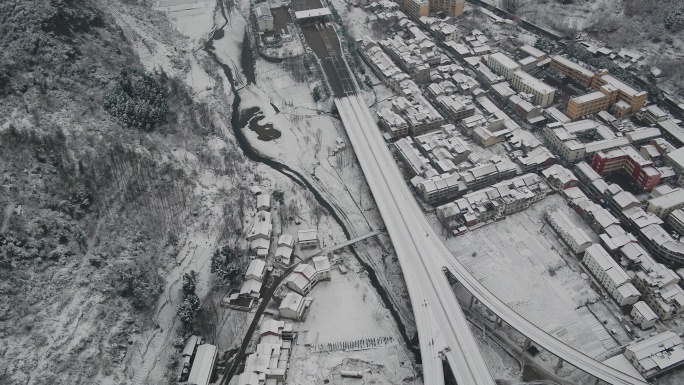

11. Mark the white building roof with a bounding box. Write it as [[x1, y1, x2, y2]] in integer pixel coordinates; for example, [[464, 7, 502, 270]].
[[294, 8, 332, 20], [257, 193, 271, 208], [298, 229, 318, 242], [240, 279, 263, 296], [278, 234, 295, 248], [490, 52, 520, 70], [633, 301, 658, 321], [246, 259, 266, 280], [280, 292, 304, 312], [188, 344, 217, 385], [311, 256, 330, 274]]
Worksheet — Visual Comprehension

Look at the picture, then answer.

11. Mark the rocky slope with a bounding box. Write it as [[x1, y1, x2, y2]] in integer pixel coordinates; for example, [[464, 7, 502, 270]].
[[0, 1, 250, 383]]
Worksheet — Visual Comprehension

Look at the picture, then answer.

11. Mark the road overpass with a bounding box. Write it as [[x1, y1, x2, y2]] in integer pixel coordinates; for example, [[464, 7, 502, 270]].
[[335, 94, 650, 385]]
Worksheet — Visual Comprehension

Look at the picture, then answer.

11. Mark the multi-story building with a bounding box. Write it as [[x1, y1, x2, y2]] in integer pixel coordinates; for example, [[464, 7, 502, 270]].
[[591, 72, 648, 116], [429, 0, 465, 17], [636, 105, 669, 125], [592, 146, 661, 190], [543, 121, 630, 163], [545, 208, 593, 254], [667, 209, 684, 236], [633, 264, 684, 320], [487, 52, 521, 80], [519, 45, 546, 61], [665, 147, 684, 187], [359, 40, 412, 94], [631, 301, 658, 330], [647, 188, 684, 219], [550, 55, 595, 87], [566, 87, 616, 121], [460, 162, 518, 191], [254, 3, 274, 32], [437, 173, 548, 230], [435, 94, 476, 122], [626, 127, 662, 146], [417, 173, 463, 204], [406, 0, 429, 19], [541, 164, 578, 190], [392, 94, 445, 136], [378, 107, 409, 139], [510, 70, 555, 108], [583, 244, 641, 305], [624, 331, 684, 378]]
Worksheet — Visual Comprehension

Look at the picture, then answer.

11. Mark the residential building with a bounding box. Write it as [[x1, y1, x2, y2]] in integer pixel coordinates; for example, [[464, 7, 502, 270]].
[[550, 56, 595, 87], [623, 331, 684, 378], [245, 259, 267, 282], [566, 90, 613, 121], [360, 40, 412, 94], [591, 72, 648, 116], [413, 128, 472, 166], [583, 244, 640, 305], [285, 256, 331, 295], [510, 70, 555, 108], [298, 229, 318, 249], [407, 0, 429, 19], [182, 335, 200, 368], [545, 208, 593, 254], [665, 147, 684, 187], [541, 164, 578, 190], [188, 344, 218, 385], [519, 45, 546, 61], [248, 211, 273, 257], [435, 94, 476, 122], [634, 264, 684, 320], [279, 292, 311, 320], [631, 301, 658, 330], [417, 173, 463, 204], [592, 146, 661, 190], [437, 173, 548, 230], [636, 105, 669, 125], [487, 52, 520, 80], [239, 279, 262, 298], [254, 4, 274, 32], [378, 107, 409, 138], [392, 94, 445, 135], [396, 137, 433, 176], [626, 127, 662, 146], [429, 0, 464, 17], [508, 94, 543, 121], [647, 188, 684, 219], [515, 146, 556, 173], [668, 209, 684, 236], [659, 119, 684, 148], [639, 223, 684, 266], [257, 193, 271, 211], [460, 162, 518, 191]]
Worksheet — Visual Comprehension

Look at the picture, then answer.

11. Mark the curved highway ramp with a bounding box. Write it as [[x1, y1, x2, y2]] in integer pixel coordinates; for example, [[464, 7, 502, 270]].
[[335, 94, 650, 385]]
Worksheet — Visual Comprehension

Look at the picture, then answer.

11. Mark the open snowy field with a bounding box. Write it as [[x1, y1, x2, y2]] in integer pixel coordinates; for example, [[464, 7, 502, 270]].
[[287, 265, 419, 384], [432, 195, 615, 360]]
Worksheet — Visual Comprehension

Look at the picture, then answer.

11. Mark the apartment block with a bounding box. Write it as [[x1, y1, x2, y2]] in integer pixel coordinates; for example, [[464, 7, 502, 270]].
[[545, 208, 593, 254], [667, 209, 684, 236], [592, 146, 660, 190], [647, 188, 684, 219], [435, 94, 476, 122], [407, 0, 429, 19], [634, 264, 684, 320], [510, 70, 555, 108], [591, 72, 648, 116], [550, 55, 595, 87], [665, 147, 684, 187], [637, 105, 669, 125], [417, 173, 464, 204], [378, 107, 409, 138], [541, 164, 578, 190], [391, 94, 445, 136], [583, 244, 641, 306], [631, 301, 658, 330], [487, 52, 520, 80], [566, 83, 618, 120], [429, 0, 464, 17]]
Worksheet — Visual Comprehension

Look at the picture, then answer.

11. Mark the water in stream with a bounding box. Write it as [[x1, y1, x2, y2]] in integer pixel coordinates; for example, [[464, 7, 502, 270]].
[[202, 4, 419, 381]]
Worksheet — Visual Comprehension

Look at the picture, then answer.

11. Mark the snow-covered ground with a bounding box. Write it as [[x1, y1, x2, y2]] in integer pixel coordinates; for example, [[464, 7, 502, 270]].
[[287, 265, 419, 384], [430, 195, 615, 373]]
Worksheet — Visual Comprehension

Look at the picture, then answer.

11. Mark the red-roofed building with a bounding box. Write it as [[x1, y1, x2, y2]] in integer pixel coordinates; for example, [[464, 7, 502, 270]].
[[592, 146, 661, 190]]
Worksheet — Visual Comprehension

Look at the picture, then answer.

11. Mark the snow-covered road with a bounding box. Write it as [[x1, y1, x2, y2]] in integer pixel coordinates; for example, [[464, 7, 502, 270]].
[[335, 94, 650, 385]]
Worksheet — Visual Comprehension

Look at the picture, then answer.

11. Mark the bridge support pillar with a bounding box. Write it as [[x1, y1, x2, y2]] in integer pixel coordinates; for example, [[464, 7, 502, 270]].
[[493, 317, 502, 329], [554, 358, 564, 374]]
